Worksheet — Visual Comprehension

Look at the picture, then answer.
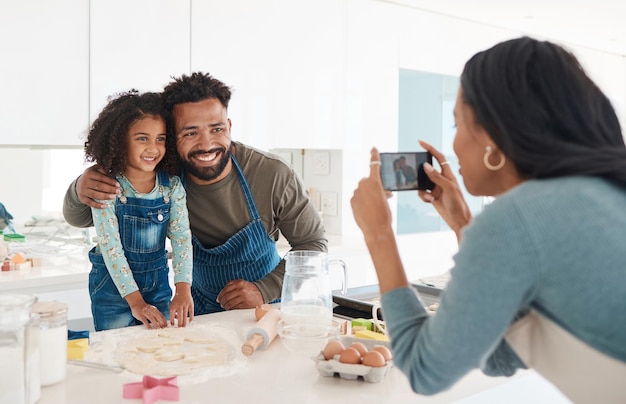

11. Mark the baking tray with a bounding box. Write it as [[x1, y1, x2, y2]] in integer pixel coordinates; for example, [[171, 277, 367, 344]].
[[332, 283, 442, 320]]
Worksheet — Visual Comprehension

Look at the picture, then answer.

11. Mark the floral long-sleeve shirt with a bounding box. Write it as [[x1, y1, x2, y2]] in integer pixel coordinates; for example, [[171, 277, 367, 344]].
[[91, 174, 192, 297]]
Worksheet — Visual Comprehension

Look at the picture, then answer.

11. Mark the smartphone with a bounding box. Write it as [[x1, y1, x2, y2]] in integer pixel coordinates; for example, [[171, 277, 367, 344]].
[[379, 152, 435, 191]]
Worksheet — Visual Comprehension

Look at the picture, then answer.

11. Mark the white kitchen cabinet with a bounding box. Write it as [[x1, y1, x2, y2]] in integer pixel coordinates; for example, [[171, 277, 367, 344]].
[[0, 0, 89, 146], [89, 0, 191, 122], [190, 0, 346, 151]]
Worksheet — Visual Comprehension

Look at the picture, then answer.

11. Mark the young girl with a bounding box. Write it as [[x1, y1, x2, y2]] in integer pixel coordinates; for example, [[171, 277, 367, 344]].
[[84, 90, 193, 331]]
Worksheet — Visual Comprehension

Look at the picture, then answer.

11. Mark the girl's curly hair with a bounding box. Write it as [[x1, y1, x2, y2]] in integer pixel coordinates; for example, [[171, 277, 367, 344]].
[[84, 90, 178, 176]]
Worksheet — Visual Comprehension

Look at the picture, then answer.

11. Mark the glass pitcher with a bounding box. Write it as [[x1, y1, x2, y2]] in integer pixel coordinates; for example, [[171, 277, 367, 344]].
[[280, 251, 347, 330]]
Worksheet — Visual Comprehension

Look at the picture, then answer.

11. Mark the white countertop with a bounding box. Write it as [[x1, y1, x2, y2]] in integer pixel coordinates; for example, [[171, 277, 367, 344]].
[[38, 308, 570, 404], [0, 234, 571, 403], [0, 262, 89, 294], [0, 231, 91, 295]]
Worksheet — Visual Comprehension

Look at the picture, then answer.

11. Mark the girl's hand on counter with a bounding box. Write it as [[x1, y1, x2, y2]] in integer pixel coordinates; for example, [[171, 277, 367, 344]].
[[170, 282, 194, 327], [126, 291, 168, 329]]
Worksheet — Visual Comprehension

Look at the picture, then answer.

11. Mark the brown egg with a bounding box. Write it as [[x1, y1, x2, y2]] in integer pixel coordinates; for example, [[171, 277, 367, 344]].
[[338, 347, 362, 364], [362, 350, 386, 367], [372, 345, 392, 361], [348, 342, 368, 357], [254, 304, 274, 320], [322, 339, 345, 360]]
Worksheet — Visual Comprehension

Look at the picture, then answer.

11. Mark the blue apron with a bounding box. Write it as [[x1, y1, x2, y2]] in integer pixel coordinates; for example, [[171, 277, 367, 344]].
[[88, 171, 172, 331], [189, 156, 281, 315]]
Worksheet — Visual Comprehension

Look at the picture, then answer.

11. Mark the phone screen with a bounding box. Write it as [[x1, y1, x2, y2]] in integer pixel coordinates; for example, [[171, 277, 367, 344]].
[[379, 152, 435, 191]]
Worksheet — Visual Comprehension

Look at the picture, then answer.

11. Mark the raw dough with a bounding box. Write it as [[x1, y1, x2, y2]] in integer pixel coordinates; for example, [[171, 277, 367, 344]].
[[113, 325, 236, 376]]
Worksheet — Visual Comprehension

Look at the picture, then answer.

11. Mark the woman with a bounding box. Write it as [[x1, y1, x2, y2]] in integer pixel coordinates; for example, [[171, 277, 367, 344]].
[[393, 158, 405, 189], [351, 37, 626, 402]]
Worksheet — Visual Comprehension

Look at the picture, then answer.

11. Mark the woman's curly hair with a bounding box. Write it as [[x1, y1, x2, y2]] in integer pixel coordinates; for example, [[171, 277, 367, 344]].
[[84, 90, 179, 176]]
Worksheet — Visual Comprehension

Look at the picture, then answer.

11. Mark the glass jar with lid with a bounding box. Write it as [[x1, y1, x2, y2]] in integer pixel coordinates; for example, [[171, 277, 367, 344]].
[[32, 301, 68, 386], [0, 293, 37, 404]]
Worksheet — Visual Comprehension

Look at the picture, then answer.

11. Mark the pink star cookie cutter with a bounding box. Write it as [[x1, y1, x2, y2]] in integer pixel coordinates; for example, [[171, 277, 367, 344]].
[[123, 375, 180, 403]]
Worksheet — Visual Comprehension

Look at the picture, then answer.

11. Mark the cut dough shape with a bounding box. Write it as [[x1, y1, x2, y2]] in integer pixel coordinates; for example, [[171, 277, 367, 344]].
[[154, 351, 185, 362], [137, 345, 163, 353], [161, 339, 184, 346]]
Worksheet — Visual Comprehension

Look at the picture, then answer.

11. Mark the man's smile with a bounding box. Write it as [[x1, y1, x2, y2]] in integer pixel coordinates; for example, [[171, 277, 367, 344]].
[[189, 148, 224, 164]]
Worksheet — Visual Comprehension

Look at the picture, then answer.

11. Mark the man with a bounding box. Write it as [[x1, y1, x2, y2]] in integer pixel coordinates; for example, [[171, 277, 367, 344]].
[[399, 155, 417, 187], [63, 72, 327, 315]]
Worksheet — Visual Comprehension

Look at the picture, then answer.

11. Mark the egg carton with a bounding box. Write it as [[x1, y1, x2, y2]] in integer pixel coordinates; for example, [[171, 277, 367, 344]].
[[313, 353, 392, 383]]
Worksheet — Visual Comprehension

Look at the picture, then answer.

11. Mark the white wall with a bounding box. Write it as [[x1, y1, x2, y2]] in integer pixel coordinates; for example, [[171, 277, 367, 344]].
[[0, 0, 89, 146], [89, 0, 191, 123], [1, 0, 625, 238], [339, 0, 626, 237]]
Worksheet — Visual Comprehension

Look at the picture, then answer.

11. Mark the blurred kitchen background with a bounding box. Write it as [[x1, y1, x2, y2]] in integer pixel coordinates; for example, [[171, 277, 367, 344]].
[[1, 0, 625, 328], [1, 0, 624, 237]]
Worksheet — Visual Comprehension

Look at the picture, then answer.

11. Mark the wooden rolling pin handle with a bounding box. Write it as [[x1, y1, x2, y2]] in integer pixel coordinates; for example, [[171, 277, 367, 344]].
[[241, 308, 280, 356], [242, 333, 265, 356]]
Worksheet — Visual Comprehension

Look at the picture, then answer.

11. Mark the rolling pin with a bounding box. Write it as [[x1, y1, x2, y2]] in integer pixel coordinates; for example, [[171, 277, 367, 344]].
[[241, 308, 281, 356]]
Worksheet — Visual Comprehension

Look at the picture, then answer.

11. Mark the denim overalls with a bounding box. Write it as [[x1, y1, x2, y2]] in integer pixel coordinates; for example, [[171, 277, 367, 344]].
[[88, 171, 172, 331], [189, 156, 281, 315]]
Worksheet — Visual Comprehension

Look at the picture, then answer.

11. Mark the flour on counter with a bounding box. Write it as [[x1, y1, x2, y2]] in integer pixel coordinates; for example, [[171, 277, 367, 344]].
[[84, 322, 249, 384]]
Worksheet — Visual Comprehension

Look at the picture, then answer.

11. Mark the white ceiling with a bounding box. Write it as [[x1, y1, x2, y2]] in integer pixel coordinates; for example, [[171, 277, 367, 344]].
[[383, 0, 626, 56]]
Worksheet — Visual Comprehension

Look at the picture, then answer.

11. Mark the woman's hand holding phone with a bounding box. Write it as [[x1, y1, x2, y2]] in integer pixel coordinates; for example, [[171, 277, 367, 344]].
[[417, 140, 472, 242]]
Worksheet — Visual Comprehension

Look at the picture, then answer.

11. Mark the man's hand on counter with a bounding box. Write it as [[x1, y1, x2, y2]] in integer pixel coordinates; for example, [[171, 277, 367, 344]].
[[216, 279, 263, 310]]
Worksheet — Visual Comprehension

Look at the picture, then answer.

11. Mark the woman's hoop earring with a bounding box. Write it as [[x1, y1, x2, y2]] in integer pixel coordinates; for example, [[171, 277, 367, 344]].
[[483, 146, 506, 171]]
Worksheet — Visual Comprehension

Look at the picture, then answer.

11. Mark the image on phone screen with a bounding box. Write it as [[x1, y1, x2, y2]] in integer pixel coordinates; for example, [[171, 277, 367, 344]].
[[379, 152, 435, 191]]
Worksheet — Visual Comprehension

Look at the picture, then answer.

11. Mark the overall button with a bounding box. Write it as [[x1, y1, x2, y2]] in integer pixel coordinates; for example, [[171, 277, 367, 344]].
[[157, 214, 164, 221]]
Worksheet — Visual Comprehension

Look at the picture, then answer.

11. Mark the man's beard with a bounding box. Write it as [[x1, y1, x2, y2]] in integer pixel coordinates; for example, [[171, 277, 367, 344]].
[[180, 145, 232, 181]]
